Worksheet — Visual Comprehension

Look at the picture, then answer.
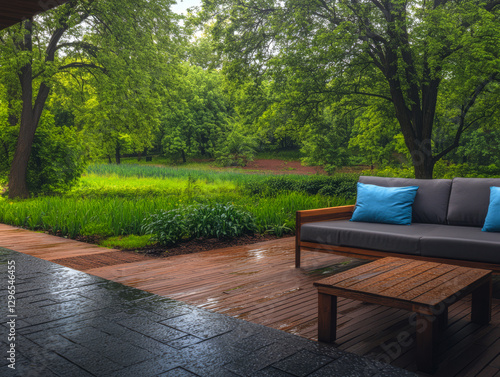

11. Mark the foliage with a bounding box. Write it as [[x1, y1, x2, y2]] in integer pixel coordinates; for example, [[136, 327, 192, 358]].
[[142, 203, 256, 246], [363, 161, 500, 179], [301, 107, 354, 174], [161, 64, 231, 162], [1, 0, 183, 197], [0, 164, 351, 240], [201, 0, 500, 178], [0, 111, 87, 195], [214, 122, 259, 166], [142, 208, 188, 246], [27, 124, 87, 195], [187, 203, 255, 238], [348, 105, 405, 168]]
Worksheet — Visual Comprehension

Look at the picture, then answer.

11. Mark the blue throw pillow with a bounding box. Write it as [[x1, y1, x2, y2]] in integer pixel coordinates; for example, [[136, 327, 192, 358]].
[[482, 187, 500, 232], [350, 182, 419, 225]]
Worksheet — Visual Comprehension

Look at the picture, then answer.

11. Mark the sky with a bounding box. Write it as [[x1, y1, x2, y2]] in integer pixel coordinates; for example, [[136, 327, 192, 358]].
[[171, 0, 203, 14]]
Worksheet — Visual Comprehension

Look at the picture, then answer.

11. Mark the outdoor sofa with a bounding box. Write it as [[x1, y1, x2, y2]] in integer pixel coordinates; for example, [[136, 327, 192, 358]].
[[296, 176, 500, 272]]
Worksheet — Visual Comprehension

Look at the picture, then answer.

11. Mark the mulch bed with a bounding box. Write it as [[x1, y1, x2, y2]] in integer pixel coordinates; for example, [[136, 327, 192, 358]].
[[132, 233, 280, 257], [74, 232, 281, 258]]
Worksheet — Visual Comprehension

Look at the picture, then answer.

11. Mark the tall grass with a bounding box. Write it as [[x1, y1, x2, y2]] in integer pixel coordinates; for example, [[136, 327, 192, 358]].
[[0, 196, 179, 238], [0, 163, 355, 240], [73, 173, 238, 198], [0, 193, 351, 238], [86, 163, 270, 184]]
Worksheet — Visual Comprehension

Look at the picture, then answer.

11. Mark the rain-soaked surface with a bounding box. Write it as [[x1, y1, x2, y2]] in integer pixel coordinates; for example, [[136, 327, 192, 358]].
[[0, 247, 415, 376]]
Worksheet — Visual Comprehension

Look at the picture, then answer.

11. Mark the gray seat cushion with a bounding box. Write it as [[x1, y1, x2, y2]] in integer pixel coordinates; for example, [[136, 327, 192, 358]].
[[301, 220, 438, 255], [358, 176, 452, 224], [447, 177, 500, 227], [421, 225, 500, 264]]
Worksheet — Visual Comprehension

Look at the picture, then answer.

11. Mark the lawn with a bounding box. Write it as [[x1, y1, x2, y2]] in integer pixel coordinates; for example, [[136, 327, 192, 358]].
[[0, 163, 357, 250]]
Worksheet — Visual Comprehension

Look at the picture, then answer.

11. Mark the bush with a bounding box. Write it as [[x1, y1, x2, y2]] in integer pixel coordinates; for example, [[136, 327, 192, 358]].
[[27, 124, 87, 195], [214, 132, 258, 167], [186, 203, 255, 239], [142, 203, 256, 246], [142, 208, 188, 246], [0, 121, 87, 196]]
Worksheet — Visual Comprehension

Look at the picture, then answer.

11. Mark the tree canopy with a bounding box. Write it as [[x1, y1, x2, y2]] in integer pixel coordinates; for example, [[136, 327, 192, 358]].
[[2, 0, 500, 199], [0, 0, 181, 198], [202, 0, 500, 178]]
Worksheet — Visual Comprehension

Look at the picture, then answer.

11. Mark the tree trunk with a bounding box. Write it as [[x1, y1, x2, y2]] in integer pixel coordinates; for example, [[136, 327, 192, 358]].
[[7, 19, 56, 198], [412, 153, 434, 179], [107, 155, 112, 164], [181, 149, 186, 163], [1, 141, 9, 162], [115, 143, 121, 164], [8, 21, 35, 199]]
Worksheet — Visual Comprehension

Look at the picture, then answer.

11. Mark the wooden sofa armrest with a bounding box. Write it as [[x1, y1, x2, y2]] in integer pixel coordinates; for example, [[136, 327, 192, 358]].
[[295, 205, 355, 268], [296, 205, 355, 224]]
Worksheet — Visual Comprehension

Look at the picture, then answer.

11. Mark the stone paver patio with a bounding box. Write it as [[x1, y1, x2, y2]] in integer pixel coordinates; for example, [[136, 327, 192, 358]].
[[1, 247, 416, 377]]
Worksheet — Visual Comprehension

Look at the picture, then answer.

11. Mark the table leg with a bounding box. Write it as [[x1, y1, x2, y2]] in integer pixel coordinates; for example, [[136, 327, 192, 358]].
[[416, 314, 438, 374], [437, 306, 448, 330], [471, 279, 492, 325], [318, 293, 337, 343]]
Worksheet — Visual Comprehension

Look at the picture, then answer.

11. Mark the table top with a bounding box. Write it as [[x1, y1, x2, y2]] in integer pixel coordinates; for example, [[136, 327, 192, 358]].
[[314, 257, 491, 309]]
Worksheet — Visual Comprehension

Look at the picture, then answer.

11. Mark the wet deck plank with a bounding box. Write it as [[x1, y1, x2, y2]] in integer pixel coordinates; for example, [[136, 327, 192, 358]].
[[1, 223, 499, 376]]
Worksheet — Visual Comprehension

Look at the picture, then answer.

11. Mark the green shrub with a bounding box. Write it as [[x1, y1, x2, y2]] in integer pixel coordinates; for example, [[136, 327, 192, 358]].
[[27, 124, 87, 195], [142, 203, 256, 246], [142, 208, 188, 246], [186, 203, 255, 239]]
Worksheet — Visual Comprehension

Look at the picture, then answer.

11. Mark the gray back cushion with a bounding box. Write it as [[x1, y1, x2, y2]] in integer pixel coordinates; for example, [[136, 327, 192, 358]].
[[447, 178, 500, 227], [358, 176, 452, 224]]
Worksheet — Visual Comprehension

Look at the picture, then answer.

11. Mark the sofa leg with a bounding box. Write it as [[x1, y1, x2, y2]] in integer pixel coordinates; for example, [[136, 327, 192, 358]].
[[295, 245, 301, 268]]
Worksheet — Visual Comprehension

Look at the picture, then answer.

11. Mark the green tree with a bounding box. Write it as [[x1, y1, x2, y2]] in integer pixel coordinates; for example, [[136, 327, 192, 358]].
[[202, 0, 500, 178], [161, 64, 231, 162], [301, 106, 354, 174], [0, 0, 179, 198]]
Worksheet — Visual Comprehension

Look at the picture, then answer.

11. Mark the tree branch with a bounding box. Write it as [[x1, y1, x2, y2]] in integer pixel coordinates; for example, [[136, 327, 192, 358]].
[[352, 91, 392, 101], [58, 62, 107, 73], [433, 74, 498, 162]]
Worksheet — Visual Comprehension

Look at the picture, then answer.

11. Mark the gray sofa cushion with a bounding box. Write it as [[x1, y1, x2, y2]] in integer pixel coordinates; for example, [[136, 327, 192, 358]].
[[447, 178, 500, 227], [301, 220, 438, 255], [358, 176, 452, 224], [421, 225, 500, 264]]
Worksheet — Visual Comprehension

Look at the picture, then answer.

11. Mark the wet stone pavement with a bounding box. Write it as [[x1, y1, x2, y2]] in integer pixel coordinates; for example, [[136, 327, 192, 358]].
[[0, 248, 416, 377]]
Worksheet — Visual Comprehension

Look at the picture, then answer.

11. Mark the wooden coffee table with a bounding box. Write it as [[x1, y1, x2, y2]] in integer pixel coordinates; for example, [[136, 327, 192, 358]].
[[314, 257, 492, 373]]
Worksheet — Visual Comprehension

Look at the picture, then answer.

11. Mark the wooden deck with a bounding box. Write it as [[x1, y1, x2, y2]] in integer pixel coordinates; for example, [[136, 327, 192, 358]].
[[1, 223, 499, 376]]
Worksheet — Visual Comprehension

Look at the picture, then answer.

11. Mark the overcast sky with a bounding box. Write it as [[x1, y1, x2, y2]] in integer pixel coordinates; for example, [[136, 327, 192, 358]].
[[171, 0, 202, 14]]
